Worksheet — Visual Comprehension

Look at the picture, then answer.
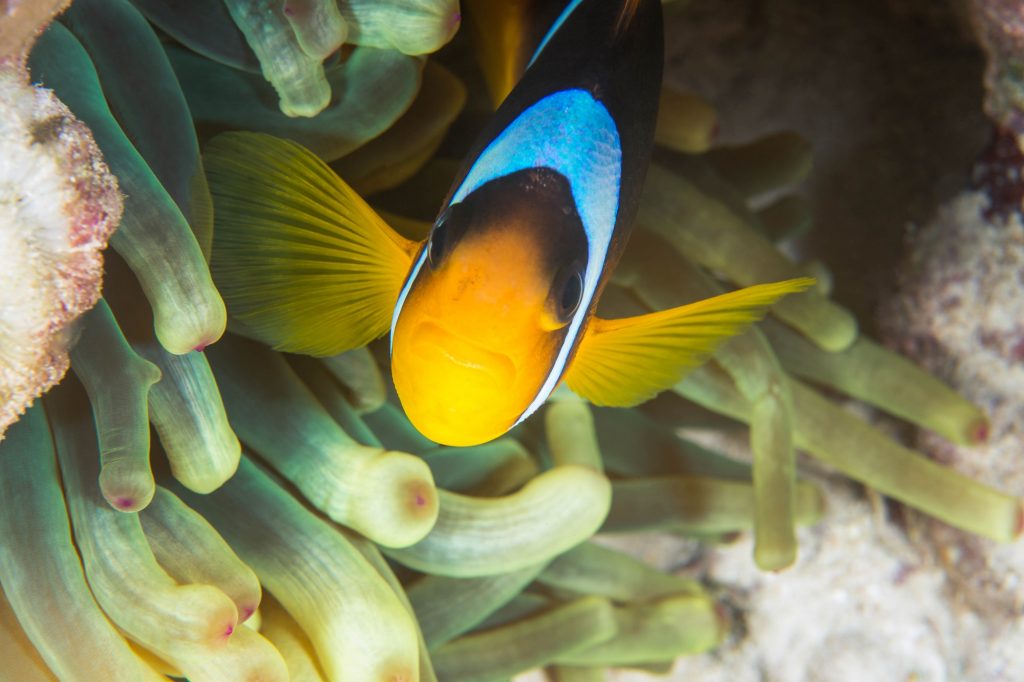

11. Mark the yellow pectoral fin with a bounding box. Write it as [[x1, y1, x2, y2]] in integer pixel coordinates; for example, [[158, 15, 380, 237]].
[[206, 131, 418, 356], [566, 278, 816, 407]]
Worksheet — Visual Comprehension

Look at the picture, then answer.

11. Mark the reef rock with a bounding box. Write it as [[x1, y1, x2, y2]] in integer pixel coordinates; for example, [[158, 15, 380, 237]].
[[0, 67, 121, 439], [881, 190, 1024, 680]]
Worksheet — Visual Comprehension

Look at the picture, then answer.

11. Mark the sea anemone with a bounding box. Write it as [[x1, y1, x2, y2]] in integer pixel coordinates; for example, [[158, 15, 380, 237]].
[[0, 1, 1020, 680]]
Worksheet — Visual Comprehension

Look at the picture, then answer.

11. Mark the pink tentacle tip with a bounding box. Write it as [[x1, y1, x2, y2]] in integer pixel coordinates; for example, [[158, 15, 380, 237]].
[[283, 3, 295, 17], [114, 497, 135, 510], [193, 339, 213, 352], [713, 601, 731, 635], [448, 10, 462, 30], [971, 419, 990, 445], [414, 492, 428, 508], [1016, 504, 1024, 538], [223, 624, 235, 638], [241, 606, 256, 622]]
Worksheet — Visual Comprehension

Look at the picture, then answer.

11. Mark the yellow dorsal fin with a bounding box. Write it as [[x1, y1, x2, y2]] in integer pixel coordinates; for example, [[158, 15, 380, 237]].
[[566, 278, 815, 406], [206, 131, 418, 357], [464, 0, 537, 107]]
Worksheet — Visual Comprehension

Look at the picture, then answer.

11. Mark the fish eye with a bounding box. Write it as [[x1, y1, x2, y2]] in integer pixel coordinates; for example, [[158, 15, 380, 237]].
[[553, 264, 584, 323], [427, 210, 450, 270]]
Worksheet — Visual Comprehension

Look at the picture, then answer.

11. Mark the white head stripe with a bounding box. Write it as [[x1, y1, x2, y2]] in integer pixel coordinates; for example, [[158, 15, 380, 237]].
[[526, 0, 586, 69], [390, 245, 427, 353]]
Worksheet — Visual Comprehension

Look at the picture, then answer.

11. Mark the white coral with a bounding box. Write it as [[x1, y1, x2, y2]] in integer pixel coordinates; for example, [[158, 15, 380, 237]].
[[0, 68, 122, 439]]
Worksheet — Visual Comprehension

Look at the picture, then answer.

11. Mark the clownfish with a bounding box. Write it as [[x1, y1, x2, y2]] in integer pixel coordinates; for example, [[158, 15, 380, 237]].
[[206, 0, 812, 446]]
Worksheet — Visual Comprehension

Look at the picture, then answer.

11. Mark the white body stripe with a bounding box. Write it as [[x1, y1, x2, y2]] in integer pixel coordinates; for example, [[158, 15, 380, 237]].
[[390, 88, 623, 424]]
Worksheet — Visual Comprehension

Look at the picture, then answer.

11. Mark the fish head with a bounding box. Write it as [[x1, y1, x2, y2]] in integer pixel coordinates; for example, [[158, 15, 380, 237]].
[[391, 168, 590, 446]]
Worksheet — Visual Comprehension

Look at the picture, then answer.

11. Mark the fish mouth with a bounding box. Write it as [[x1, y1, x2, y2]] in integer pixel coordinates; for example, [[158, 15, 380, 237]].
[[411, 321, 518, 389]]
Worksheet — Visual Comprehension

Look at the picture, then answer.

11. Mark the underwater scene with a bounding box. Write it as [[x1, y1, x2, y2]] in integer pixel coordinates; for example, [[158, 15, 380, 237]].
[[1, 0, 1023, 680]]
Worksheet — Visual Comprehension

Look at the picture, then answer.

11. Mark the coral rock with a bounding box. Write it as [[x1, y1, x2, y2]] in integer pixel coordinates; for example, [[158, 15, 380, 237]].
[[0, 70, 122, 439], [970, 0, 1024, 146], [0, 0, 69, 70], [881, 191, 1024, 680]]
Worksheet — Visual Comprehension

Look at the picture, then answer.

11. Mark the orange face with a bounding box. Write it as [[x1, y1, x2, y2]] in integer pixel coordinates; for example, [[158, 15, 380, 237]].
[[390, 170, 589, 446]]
